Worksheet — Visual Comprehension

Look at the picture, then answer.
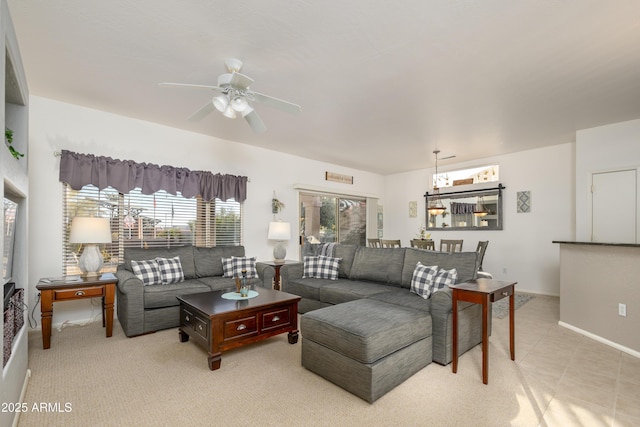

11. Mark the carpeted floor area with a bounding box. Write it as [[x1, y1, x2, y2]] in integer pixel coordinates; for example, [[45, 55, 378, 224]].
[[492, 293, 534, 319], [15, 294, 640, 427]]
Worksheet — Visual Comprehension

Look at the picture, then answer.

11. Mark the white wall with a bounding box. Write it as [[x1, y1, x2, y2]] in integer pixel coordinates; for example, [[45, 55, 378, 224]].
[[575, 118, 640, 242], [28, 96, 384, 325], [383, 143, 575, 296]]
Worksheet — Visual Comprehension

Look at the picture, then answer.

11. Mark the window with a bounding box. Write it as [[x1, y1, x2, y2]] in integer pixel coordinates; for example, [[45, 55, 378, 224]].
[[62, 184, 242, 275], [299, 192, 366, 256], [434, 165, 499, 188]]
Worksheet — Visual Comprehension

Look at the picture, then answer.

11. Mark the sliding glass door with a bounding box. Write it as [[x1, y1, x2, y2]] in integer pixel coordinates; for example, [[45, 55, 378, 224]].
[[299, 192, 366, 257]]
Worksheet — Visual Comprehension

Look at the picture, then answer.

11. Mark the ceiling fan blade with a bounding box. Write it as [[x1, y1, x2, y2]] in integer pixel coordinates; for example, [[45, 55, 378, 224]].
[[243, 109, 267, 133], [159, 82, 222, 91], [251, 91, 301, 115], [229, 72, 254, 90], [188, 101, 215, 122]]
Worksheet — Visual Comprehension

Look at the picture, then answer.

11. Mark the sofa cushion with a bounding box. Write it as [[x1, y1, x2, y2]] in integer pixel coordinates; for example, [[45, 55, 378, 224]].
[[194, 246, 245, 277], [232, 256, 258, 278], [301, 299, 431, 364], [333, 244, 358, 278], [315, 256, 341, 280], [409, 263, 439, 299], [143, 280, 211, 308], [156, 256, 185, 285], [125, 246, 197, 279], [434, 268, 457, 289], [195, 276, 260, 292], [349, 247, 406, 286], [318, 280, 396, 305], [131, 259, 162, 286], [286, 277, 334, 301], [401, 249, 478, 288], [222, 257, 234, 277], [367, 288, 432, 313]]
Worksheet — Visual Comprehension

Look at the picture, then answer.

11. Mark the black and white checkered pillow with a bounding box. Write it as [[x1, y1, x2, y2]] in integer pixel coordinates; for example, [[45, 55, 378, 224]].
[[433, 268, 458, 291], [131, 259, 162, 286], [222, 257, 234, 278], [156, 256, 184, 285], [410, 262, 439, 299], [315, 256, 341, 280], [232, 256, 258, 279], [303, 255, 319, 278]]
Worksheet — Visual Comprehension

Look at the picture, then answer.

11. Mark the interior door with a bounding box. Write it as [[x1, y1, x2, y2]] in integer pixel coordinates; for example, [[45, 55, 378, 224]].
[[592, 169, 636, 243]]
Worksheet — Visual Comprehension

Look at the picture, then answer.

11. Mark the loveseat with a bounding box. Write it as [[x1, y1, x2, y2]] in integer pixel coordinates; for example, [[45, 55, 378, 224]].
[[279, 245, 484, 365], [115, 245, 274, 337]]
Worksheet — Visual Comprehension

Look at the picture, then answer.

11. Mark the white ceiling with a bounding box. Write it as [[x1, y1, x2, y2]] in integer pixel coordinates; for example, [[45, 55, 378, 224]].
[[7, 1, 640, 175]]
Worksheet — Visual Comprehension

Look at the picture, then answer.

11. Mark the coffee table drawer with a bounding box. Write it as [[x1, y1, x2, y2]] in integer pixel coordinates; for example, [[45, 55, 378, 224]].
[[224, 315, 258, 340], [261, 307, 291, 332]]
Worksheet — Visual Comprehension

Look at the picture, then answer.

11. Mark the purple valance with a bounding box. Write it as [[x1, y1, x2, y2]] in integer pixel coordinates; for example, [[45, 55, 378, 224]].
[[59, 150, 248, 202]]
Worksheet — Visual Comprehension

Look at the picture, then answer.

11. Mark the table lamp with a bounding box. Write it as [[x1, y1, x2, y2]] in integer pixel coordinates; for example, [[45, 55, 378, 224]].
[[69, 217, 112, 277], [267, 221, 291, 263]]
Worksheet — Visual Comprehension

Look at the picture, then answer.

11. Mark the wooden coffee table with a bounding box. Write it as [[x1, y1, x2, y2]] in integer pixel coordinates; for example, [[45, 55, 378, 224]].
[[177, 287, 301, 370]]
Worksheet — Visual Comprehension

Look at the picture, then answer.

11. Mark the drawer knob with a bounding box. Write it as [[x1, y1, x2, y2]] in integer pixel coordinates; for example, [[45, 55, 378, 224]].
[[198, 325, 203, 331], [502, 291, 509, 297], [185, 315, 190, 322], [75, 291, 85, 296], [237, 324, 247, 331], [272, 316, 280, 322]]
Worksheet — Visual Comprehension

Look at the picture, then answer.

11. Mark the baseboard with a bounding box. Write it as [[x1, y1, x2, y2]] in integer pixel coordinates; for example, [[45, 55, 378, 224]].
[[12, 368, 31, 427], [558, 321, 640, 359]]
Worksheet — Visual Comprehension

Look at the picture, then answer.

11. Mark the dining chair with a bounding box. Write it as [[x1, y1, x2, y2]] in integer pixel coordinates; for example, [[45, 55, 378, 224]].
[[440, 239, 463, 252], [367, 238, 381, 248], [476, 241, 489, 271], [381, 239, 401, 248], [410, 239, 435, 250]]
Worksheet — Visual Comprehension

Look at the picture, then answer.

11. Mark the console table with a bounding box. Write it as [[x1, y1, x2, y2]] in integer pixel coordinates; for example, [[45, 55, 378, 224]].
[[449, 279, 517, 384], [36, 274, 117, 349]]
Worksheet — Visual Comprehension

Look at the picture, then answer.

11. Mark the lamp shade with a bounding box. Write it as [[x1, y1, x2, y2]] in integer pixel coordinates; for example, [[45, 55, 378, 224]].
[[69, 217, 112, 244], [268, 221, 291, 241]]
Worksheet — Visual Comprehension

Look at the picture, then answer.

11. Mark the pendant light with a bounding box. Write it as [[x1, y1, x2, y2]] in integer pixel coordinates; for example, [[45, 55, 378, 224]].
[[427, 150, 447, 216]]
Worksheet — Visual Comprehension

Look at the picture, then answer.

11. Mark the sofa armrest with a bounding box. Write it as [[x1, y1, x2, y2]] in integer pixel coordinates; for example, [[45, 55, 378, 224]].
[[255, 262, 275, 289], [114, 267, 145, 337], [278, 262, 304, 292]]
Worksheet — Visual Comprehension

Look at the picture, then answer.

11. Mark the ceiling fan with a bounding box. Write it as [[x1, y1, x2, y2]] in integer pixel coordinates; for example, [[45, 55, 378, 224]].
[[159, 58, 301, 133]]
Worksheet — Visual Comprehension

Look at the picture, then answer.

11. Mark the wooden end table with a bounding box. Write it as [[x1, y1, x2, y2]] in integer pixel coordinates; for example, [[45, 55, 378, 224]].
[[260, 260, 302, 290], [449, 279, 517, 384], [36, 273, 117, 349]]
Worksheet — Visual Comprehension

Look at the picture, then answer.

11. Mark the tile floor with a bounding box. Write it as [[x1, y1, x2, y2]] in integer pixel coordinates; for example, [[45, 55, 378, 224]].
[[493, 294, 640, 426]]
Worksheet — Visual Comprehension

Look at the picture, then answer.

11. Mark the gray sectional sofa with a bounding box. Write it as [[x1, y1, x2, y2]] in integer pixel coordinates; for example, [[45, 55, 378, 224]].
[[279, 245, 484, 366], [115, 245, 274, 337]]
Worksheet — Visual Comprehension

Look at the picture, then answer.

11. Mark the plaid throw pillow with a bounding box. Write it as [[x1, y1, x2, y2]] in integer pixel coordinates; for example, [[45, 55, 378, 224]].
[[231, 256, 258, 279], [222, 257, 234, 278], [433, 268, 458, 291], [410, 262, 439, 299], [315, 256, 341, 280], [156, 256, 184, 285], [131, 259, 162, 286], [303, 255, 319, 278]]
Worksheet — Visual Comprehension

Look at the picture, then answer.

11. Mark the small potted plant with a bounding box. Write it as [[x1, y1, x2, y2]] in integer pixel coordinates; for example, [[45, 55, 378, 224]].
[[272, 196, 285, 214], [5, 128, 24, 159]]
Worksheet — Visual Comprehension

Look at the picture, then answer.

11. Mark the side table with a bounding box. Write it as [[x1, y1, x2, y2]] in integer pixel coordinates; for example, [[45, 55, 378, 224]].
[[36, 273, 117, 349], [261, 260, 302, 290], [449, 278, 517, 384]]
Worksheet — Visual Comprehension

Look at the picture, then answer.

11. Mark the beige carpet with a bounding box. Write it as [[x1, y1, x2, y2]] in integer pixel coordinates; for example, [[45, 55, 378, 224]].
[[17, 295, 639, 427]]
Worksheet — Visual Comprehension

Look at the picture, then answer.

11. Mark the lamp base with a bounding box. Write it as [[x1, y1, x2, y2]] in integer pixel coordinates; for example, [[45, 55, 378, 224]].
[[273, 243, 286, 263], [78, 244, 104, 277]]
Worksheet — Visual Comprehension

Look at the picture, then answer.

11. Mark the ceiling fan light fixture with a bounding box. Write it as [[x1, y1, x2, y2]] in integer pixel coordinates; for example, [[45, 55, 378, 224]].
[[222, 104, 237, 119], [231, 96, 249, 112], [212, 95, 229, 112]]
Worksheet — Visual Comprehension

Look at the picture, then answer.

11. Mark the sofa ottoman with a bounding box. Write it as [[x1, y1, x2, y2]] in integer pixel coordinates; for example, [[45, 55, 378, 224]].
[[301, 299, 432, 403]]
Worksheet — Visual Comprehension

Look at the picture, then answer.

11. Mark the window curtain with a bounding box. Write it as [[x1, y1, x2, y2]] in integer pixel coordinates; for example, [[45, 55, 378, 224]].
[[59, 150, 248, 202]]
